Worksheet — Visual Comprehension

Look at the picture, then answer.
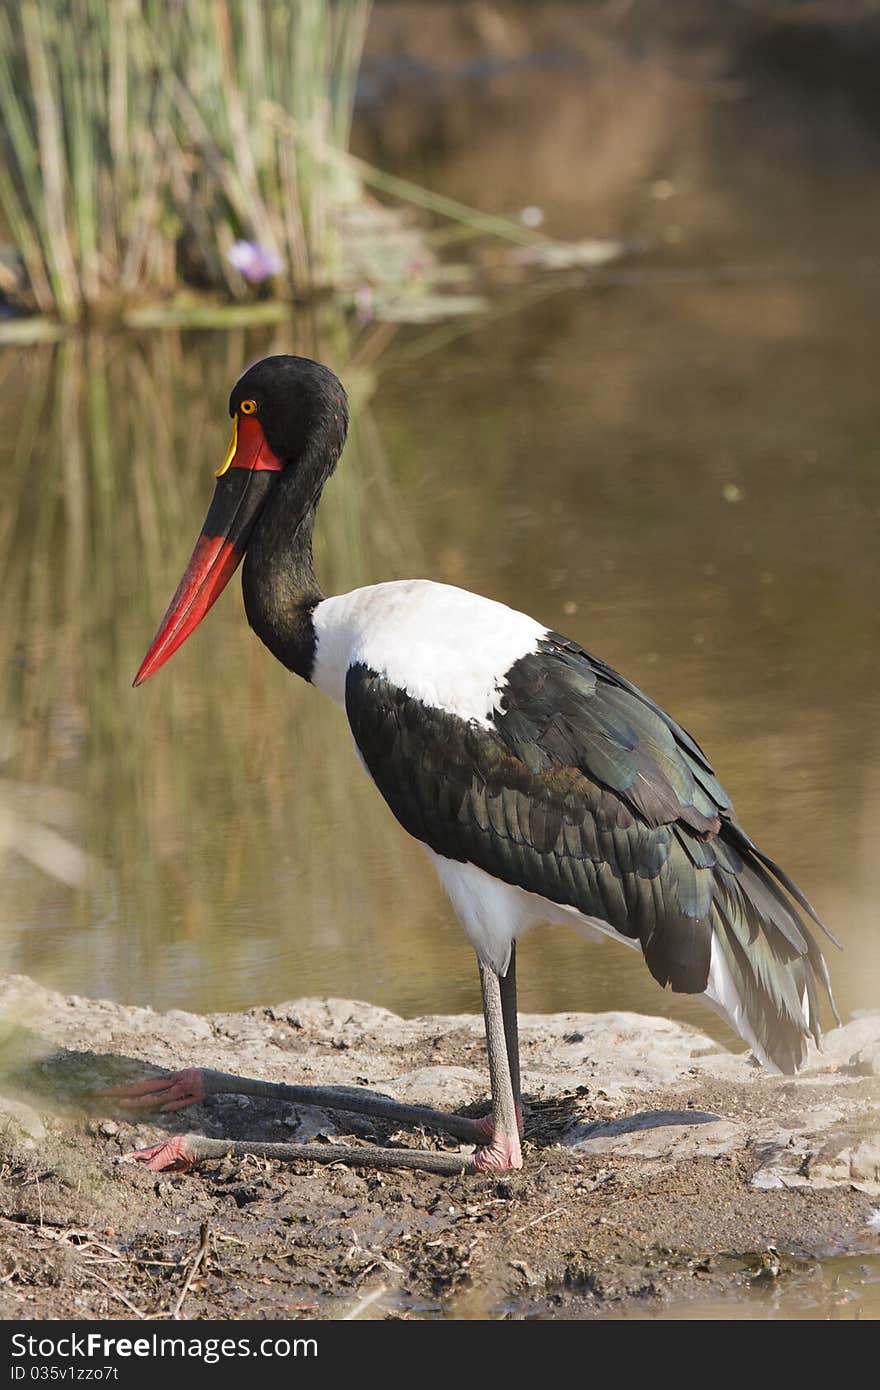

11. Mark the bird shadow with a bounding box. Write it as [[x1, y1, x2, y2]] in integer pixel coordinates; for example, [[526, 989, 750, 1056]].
[[564, 1107, 722, 1148]]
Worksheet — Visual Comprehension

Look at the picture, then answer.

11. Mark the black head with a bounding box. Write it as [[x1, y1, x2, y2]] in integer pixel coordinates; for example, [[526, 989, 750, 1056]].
[[134, 355, 347, 686], [230, 355, 349, 469]]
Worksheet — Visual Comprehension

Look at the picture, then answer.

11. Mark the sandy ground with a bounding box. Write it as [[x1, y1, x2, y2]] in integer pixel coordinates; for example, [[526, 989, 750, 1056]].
[[0, 975, 877, 1320]]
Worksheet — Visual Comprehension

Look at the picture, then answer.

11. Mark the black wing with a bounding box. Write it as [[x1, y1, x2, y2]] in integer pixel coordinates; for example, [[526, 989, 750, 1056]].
[[346, 635, 835, 1071]]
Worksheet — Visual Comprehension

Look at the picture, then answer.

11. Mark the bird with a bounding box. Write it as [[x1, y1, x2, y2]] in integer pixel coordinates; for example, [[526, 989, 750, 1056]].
[[104, 353, 839, 1176]]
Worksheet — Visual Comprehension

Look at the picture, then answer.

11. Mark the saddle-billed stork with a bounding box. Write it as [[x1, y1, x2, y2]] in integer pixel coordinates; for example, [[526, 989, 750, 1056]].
[[105, 354, 838, 1175]]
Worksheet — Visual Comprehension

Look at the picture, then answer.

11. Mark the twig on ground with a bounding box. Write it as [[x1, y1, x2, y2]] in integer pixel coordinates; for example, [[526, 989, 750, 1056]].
[[170, 1221, 210, 1321], [85, 1270, 147, 1319], [514, 1205, 566, 1235]]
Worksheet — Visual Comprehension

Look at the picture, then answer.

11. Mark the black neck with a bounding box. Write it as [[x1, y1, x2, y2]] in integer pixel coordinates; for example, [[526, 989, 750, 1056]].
[[241, 471, 334, 682]]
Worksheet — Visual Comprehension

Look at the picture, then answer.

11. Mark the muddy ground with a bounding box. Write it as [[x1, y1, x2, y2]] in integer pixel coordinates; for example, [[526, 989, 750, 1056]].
[[0, 975, 877, 1320]]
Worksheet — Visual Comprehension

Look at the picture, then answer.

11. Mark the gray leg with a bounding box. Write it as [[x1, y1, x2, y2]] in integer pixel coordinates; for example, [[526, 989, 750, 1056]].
[[472, 960, 523, 1172], [123, 1133, 475, 1177], [99, 1068, 483, 1142], [500, 943, 521, 1112]]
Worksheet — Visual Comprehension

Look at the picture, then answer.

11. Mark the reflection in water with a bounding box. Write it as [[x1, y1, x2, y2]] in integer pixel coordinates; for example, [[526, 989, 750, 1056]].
[[0, 45, 878, 1052], [0, 323, 436, 1017]]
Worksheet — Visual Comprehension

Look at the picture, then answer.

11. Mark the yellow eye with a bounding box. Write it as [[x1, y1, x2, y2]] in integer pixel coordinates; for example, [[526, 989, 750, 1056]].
[[240, 399, 257, 415]]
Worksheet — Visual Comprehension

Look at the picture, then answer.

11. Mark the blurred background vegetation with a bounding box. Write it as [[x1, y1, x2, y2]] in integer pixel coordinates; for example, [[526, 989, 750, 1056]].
[[0, 0, 589, 327], [0, 0, 375, 317], [0, 1, 878, 1040]]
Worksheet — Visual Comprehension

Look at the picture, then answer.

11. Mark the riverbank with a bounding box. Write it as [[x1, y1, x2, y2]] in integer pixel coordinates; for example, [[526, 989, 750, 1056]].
[[0, 975, 877, 1319]]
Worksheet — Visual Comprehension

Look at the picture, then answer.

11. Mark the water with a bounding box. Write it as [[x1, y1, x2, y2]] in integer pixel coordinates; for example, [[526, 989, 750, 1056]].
[[604, 1253, 880, 1321], [1, 21, 878, 1043]]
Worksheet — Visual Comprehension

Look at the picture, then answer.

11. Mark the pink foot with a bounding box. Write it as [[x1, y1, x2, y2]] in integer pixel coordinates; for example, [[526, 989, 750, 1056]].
[[124, 1135, 196, 1172], [472, 1135, 523, 1173], [98, 1067, 206, 1114], [472, 1102, 525, 1143]]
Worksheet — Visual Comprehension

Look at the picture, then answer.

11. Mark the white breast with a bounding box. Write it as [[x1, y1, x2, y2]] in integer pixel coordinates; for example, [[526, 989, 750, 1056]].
[[311, 580, 545, 725]]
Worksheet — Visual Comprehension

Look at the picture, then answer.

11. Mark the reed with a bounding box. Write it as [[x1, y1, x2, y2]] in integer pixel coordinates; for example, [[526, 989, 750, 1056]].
[[0, 0, 371, 321]]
